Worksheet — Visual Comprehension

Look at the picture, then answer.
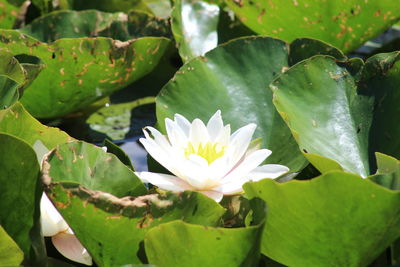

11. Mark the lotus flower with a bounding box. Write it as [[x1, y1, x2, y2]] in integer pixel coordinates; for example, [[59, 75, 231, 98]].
[[40, 193, 92, 265], [135, 110, 289, 202]]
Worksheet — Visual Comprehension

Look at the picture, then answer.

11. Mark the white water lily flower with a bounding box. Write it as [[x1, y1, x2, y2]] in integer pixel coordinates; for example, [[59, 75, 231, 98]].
[[40, 193, 92, 266], [135, 110, 289, 202]]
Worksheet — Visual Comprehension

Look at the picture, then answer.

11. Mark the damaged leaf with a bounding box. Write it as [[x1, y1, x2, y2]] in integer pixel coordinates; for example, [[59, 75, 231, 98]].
[[0, 102, 72, 149], [43, 184, 225, 266], [145, 198, 265, 267], [225, 0, 400, 53], [42, 141, 147, 197], [19, 10, 171, 43], [0, 30, 171, 118]]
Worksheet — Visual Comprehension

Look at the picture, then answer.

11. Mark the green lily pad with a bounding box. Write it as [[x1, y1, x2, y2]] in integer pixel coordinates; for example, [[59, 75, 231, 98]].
[[0, 226, 23, 267], [0, 29, 172, 118], [225, 0, 400, 53], [145, 217, 264, 267], [142, 0, 172, 18], [361, 52, 400, 166], [217, 8, 256, 45], [272, 56, 370, 175], [244, 171, 400, 266], [43, 168, 225, 266], [0, 50, 23, 109], [14, 54, 46, 92], [157, 36, 333, 172], [0, 49, 25, 84], [0, 133, 46, 265], [0, 0, 18, 29], [19, 10, 130, 43], [71, 0, 151, 14], [369, 153, 400, 190], [0, 102, 72, 149], [171, 0, 220, 62], [42, 141, 147, 197], [103, 139, 134, 170], [271, 52, 400, 176], [86, 96, 156, 141], [0, 50, 45, 109], [19, 10, 171, 43]]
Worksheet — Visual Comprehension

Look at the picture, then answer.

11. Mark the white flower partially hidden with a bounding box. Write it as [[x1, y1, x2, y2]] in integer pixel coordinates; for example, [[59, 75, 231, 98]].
[[40, 193, 92, 266], [135, 110, 289, 202]]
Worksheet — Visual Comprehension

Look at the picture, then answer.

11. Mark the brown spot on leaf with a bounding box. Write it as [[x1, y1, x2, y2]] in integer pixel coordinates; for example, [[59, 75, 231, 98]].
[[55, 201, 68, 209]]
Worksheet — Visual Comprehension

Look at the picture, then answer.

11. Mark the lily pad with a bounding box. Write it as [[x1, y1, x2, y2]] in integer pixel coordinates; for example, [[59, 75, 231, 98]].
[[0, 50, 24, 108], [19, 10, 171, 43], [244, 171, 400, 266], [145, 217, 264, 267], [369, 153, 400, 190], [86, 96, 156, 141], [362, 52, 400, 166], [225, 0, 400, 53], [171, 0, 220, 62], [0, 29, 172, 118], [0, 102, 72, 149], [0, 133, 46, 265], [0, 225, 23, 267], [71, 0, 151, 14], [157, 37, 344, 172], [44, 187, 225, 266], [42, 141, 147, 197], [271, 52, 400, 176]]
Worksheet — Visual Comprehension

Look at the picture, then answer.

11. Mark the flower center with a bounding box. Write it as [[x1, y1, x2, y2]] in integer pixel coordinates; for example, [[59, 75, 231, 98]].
[[184, 142, 225, 164]]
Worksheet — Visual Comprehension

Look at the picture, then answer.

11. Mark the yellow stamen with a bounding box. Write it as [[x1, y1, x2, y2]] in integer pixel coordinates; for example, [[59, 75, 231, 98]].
[[184, 142, 225, 164]]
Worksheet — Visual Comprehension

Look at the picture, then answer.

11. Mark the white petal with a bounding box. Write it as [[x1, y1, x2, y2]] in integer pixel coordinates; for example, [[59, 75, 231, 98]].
[[200, 190, 224, 202], [178, 159, 212, 189], [208, 154, 232, 180], [214, 125, 231, 146], [190, 119, 209, 145], [188, 154, 209, 168], [139, 137, 181, 177], [227, 123, 257, 166], [207, 110, 223, 142], [247, 164, 289, 181], [143, 127, 172, 150], [221, 149, 271, 183], [101, 146, 107, 152], [174, 113, 191, 136], [52, 232, 92, 266], [165, 118, 188, 148], [135, 172, 193, 192], [215, 177, 248, 195], [40, 193, 69, 237]]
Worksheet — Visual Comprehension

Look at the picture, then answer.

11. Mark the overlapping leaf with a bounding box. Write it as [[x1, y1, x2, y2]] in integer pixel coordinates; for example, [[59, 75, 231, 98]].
[[171, 0, 219, 62], [244, 171, 400, 266], [225, 0, 400, 53], [0, 50, 23, 109], [0, 225, 23, 267], [0, 133, 46, 265], [86, 97, 155, 141], [145, 215, 264, 267], [272, 52, 400, 176], [0, 29, 171, 118], [19, 10, 172, 43], [0, 102, 72, 149], [42, 141, 225, 266], [157, 37, 348, 172]]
